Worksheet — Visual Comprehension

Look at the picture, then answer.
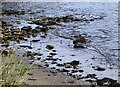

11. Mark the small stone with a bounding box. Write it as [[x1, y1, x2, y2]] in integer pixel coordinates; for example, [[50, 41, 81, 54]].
[[48, 74, 51, 76], [28, 78, 37, 81], [28, 73, 33, 75]]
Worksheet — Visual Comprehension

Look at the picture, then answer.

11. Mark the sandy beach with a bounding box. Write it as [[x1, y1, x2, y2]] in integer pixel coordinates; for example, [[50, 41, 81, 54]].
[[22, 64, 90, 85]]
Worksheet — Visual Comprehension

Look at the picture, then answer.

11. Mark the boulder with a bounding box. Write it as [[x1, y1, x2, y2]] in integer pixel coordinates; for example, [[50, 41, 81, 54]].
[[73, 35, 86, 48]]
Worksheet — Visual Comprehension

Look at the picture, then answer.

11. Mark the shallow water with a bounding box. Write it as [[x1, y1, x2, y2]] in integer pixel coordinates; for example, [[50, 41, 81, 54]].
[[1, 2, 119, 82]]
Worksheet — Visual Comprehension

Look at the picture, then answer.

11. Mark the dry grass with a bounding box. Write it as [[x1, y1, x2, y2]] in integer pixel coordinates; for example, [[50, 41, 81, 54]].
[[0, 49, 33, 86]]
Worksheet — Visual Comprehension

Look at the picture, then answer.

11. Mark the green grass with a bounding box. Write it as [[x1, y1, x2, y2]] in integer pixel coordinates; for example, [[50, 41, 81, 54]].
[[0, 49, 33, 86]]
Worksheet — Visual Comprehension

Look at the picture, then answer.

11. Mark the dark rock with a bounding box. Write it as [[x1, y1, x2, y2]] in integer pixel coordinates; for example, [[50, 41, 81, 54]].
[[92, 66, 106, 71], [70, 60, 79, 68], [49, 53, 57, 56], [28, 73, 33, 76], [56, 64, 64, 67], [51, 62, 57, 64], [71, 70, 78, 73], [45, 64, 49, 67], [1, 44, 9, 47], [46, 45, 54, 50], [67, 80, 75, 83], [37, 57, 41, 60], [52, 50, 56, 52], [71, 54, 75, 56], [59, 59, 62, 61], [46, 58, 58, 61], [48, 74, 51, 76], [32, 29, 40, 33], [28, 78, 37, 81], [84, 74, 97, 79], [31, 39, 40, 42], [21, 26, 32, 32], [64, 64, 72, 68], [47, 55, 53, 58], [96, 78, 120, 86], [61, 69, 69, 73], [1, 50, 9, 56], [20, 45, 32, 49], [79, 70, 84, 73], [22, 51, 42, 57], [51, 67, 56, 69], [85, 79, 95, 83]]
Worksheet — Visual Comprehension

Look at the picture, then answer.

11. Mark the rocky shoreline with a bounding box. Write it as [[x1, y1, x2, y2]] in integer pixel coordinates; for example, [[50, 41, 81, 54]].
[[1, 2, 119, 86]]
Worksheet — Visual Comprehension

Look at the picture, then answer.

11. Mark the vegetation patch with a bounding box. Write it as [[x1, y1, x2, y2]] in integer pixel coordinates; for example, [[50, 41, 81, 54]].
[[0, 49, 33, 85]]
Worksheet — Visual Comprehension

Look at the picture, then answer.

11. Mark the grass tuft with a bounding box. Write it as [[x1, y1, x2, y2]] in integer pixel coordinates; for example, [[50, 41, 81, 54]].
[[0, 48, 33, 86]]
